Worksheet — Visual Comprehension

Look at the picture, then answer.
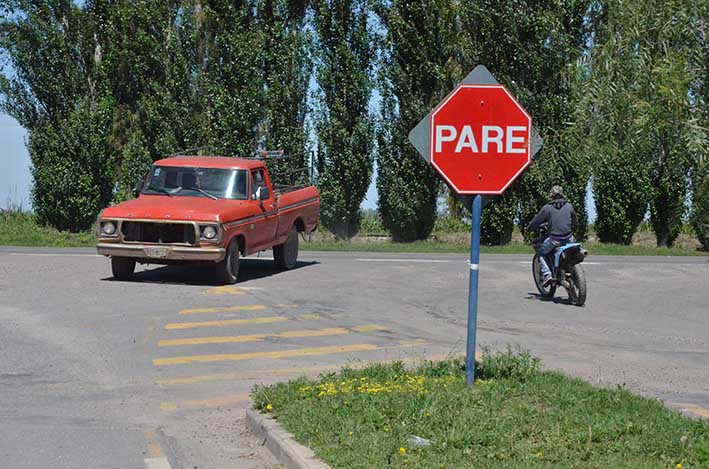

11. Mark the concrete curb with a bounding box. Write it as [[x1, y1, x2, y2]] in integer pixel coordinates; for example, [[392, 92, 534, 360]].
[[245, 408, 330, 469]]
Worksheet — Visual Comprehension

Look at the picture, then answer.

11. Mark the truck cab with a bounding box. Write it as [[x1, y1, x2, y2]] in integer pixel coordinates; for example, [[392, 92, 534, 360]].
[[97, 156, 320, 284]]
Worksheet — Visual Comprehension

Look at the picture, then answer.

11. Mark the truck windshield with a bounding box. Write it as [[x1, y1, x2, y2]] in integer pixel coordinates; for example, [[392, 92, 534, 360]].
[[142, 166, 248, 200]]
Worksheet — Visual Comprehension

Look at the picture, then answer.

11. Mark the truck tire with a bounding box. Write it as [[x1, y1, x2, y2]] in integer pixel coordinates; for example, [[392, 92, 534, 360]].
[[274, 226, 299, 270], [215, 240, 240, 285], [111, 257, 135, 281]]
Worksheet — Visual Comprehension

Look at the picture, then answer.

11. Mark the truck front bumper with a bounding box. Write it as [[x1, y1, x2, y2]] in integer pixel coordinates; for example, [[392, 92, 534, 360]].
[[96, 242, 226, 262]]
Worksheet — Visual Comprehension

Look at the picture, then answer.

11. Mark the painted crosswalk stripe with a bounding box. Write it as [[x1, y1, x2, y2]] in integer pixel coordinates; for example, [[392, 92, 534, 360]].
[[160, 394, 249, 412], [153, 340, 429, 366], [155, 352, 454, 386], [164, 314, 320, 330], [178, 304, 269, 315], [158, 324, 387, 347]]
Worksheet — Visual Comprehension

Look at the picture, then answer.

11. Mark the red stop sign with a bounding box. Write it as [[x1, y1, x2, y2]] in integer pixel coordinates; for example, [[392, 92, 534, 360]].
[[430, 84, 532, 194]]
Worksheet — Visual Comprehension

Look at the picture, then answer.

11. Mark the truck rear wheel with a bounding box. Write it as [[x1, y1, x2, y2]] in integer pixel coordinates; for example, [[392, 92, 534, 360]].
[[111, 257, 135, 281], [215, 240, 240, 284], [274, 226, 299, 270]]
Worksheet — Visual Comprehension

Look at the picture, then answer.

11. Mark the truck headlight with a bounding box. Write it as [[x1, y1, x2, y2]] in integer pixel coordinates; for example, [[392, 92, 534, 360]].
[[201, 225, 217, 240], [101, 221, 117, 236]]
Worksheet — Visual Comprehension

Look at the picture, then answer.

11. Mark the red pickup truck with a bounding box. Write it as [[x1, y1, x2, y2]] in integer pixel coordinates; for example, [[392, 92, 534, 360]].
[[96, 155, 319, 284]]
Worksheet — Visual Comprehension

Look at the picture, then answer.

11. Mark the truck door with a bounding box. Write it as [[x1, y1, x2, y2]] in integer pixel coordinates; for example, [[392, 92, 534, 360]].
[[249, 168, 278, 251]]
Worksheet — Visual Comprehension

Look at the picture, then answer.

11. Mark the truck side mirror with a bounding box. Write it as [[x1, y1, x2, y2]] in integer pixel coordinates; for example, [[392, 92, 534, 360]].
[[133, 179, 144, 198], [260, 187, 270, 200]]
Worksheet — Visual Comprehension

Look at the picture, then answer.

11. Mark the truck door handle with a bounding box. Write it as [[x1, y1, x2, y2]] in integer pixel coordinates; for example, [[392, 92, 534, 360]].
[[269, 203, 277, 210]]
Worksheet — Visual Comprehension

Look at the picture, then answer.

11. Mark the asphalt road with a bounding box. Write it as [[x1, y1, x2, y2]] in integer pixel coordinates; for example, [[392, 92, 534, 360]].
[[1, 246, 707, 468]]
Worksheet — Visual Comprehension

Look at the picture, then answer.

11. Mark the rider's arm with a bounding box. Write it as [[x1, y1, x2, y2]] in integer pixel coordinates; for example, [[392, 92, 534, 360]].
[[526, 206, 548, 232], [570, 205, 577, 226]]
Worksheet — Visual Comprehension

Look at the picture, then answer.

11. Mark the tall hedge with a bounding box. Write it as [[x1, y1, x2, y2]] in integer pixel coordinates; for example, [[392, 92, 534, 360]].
[[459, 0, 594, 243], [313, 0, 376, 239], [257, 0, 311, 185], [375, 0, 459, 242], [30, 98, 115, 231]]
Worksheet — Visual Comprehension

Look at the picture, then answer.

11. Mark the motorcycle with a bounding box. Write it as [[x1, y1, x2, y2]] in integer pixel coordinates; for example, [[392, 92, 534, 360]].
[[531, 223, 588, 306]]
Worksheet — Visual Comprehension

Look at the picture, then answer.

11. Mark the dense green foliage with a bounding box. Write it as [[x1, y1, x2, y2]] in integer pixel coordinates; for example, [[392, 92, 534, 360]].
[[312, 0, 376, 239], [253, 352, 709, 468], [0, 0, 706, 245], [584, 0, 707, 246], [375, 0, 458, 242], [691, 164, 709, 250], [459, 0, 595, 243]]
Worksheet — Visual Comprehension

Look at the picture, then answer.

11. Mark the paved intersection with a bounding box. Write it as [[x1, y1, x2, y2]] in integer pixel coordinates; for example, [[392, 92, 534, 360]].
[[0, 247, 707, 467]]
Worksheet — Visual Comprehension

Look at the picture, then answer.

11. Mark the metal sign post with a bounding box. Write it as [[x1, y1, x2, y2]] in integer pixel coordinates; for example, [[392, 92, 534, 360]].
[[466, 195, 482, 385]]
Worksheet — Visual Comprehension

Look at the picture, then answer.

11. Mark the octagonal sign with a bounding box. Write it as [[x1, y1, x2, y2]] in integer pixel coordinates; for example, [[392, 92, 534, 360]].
[[430, 84, 532, 195]]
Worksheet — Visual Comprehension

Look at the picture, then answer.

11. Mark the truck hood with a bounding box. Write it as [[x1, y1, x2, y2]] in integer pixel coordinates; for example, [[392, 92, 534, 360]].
[[100, 195, 246, 223]]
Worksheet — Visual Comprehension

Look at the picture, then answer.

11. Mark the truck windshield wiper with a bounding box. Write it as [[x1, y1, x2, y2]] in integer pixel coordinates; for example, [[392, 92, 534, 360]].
[[178, 186, 218, 200], [145, 187, 173, 197]]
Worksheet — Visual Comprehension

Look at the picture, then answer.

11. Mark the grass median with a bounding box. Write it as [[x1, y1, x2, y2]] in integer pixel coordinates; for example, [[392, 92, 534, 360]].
[[252, 351, 709, 468]]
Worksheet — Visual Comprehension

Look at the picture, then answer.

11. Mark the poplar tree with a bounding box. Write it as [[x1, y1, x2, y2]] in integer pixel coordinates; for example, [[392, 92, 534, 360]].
[[313, 0, 376, 238], [375, 0, 460, 242]]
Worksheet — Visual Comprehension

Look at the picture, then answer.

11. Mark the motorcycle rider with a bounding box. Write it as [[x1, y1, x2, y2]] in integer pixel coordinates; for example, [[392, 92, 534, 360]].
[[526, 185, 576, 286]]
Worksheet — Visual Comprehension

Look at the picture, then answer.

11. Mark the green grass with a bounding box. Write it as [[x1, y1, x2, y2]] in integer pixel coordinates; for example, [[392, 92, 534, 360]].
[[0, 210, 95, 247], [301, 239, 707, 256], [252, 351, 709, 469], [1, 210, 705, 256]]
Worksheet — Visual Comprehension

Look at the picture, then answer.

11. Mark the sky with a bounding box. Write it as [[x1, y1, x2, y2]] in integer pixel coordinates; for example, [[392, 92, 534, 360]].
[[0, 113, 31, 209]]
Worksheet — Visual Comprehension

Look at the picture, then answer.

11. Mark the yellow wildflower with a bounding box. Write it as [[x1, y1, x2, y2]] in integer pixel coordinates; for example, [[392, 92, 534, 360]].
[[266, 404, 273, 412], [399, 447, 406, 455], [676, 464, 682, 469], [536, 451, 543, 458], [347, 432, 353, 436]]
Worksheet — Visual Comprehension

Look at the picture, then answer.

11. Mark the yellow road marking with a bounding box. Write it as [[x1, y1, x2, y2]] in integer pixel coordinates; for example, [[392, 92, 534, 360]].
[[160, 394, 249, 412], [274, 304, 298, 308], [202, 285, 246, 295], [397, 339, 430, 346], [674, 402, 709, 419], [201, 285, 265, 295], [179, 304, 269, 315], [298, 313, 320, 320], [153, 340, 428, 366], [164, 314, 320, 330], [153, 340, 430, 366], [158, 324, 387, 347], [154, 344, 379, 366], [156, 354, 452, 386], [143, 428, 165, 458]]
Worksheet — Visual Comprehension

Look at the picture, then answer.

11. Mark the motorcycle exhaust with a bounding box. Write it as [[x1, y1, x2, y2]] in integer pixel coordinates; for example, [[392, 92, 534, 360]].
[[582, 249, 588, 257]]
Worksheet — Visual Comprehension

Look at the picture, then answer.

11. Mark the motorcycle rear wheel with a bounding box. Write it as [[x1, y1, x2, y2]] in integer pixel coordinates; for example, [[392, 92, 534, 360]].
[[532, 254, 556, 299], [567, 264, 587, 306]]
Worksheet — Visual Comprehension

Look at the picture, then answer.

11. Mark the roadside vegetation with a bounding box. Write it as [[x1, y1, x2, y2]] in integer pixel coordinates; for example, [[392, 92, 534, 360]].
[[0, 208, 94, 248], [252, 350, 709, 468], [1, 1, 706, 250], [1, 208, 706, 256]]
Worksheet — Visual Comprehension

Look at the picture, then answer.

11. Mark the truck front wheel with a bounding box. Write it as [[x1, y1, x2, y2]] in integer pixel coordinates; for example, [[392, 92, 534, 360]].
[[274, 226, 299, 270], [215, 240, 240, 284], [111, 257, 136, 281]]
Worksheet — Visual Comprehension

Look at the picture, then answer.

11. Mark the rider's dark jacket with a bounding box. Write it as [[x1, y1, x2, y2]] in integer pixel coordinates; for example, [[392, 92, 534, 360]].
[[526, 198, 576, 237]]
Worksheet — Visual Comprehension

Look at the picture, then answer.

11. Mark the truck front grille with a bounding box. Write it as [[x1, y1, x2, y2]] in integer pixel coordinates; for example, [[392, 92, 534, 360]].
[[121, 221, 197, 245]]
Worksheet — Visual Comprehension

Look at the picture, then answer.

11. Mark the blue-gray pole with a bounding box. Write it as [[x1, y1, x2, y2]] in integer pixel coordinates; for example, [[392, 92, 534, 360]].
[[466, 194, 482, 386]]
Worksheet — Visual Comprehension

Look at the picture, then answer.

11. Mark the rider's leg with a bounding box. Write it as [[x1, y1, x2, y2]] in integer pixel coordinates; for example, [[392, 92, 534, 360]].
[[538, 238, 560, 280]]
